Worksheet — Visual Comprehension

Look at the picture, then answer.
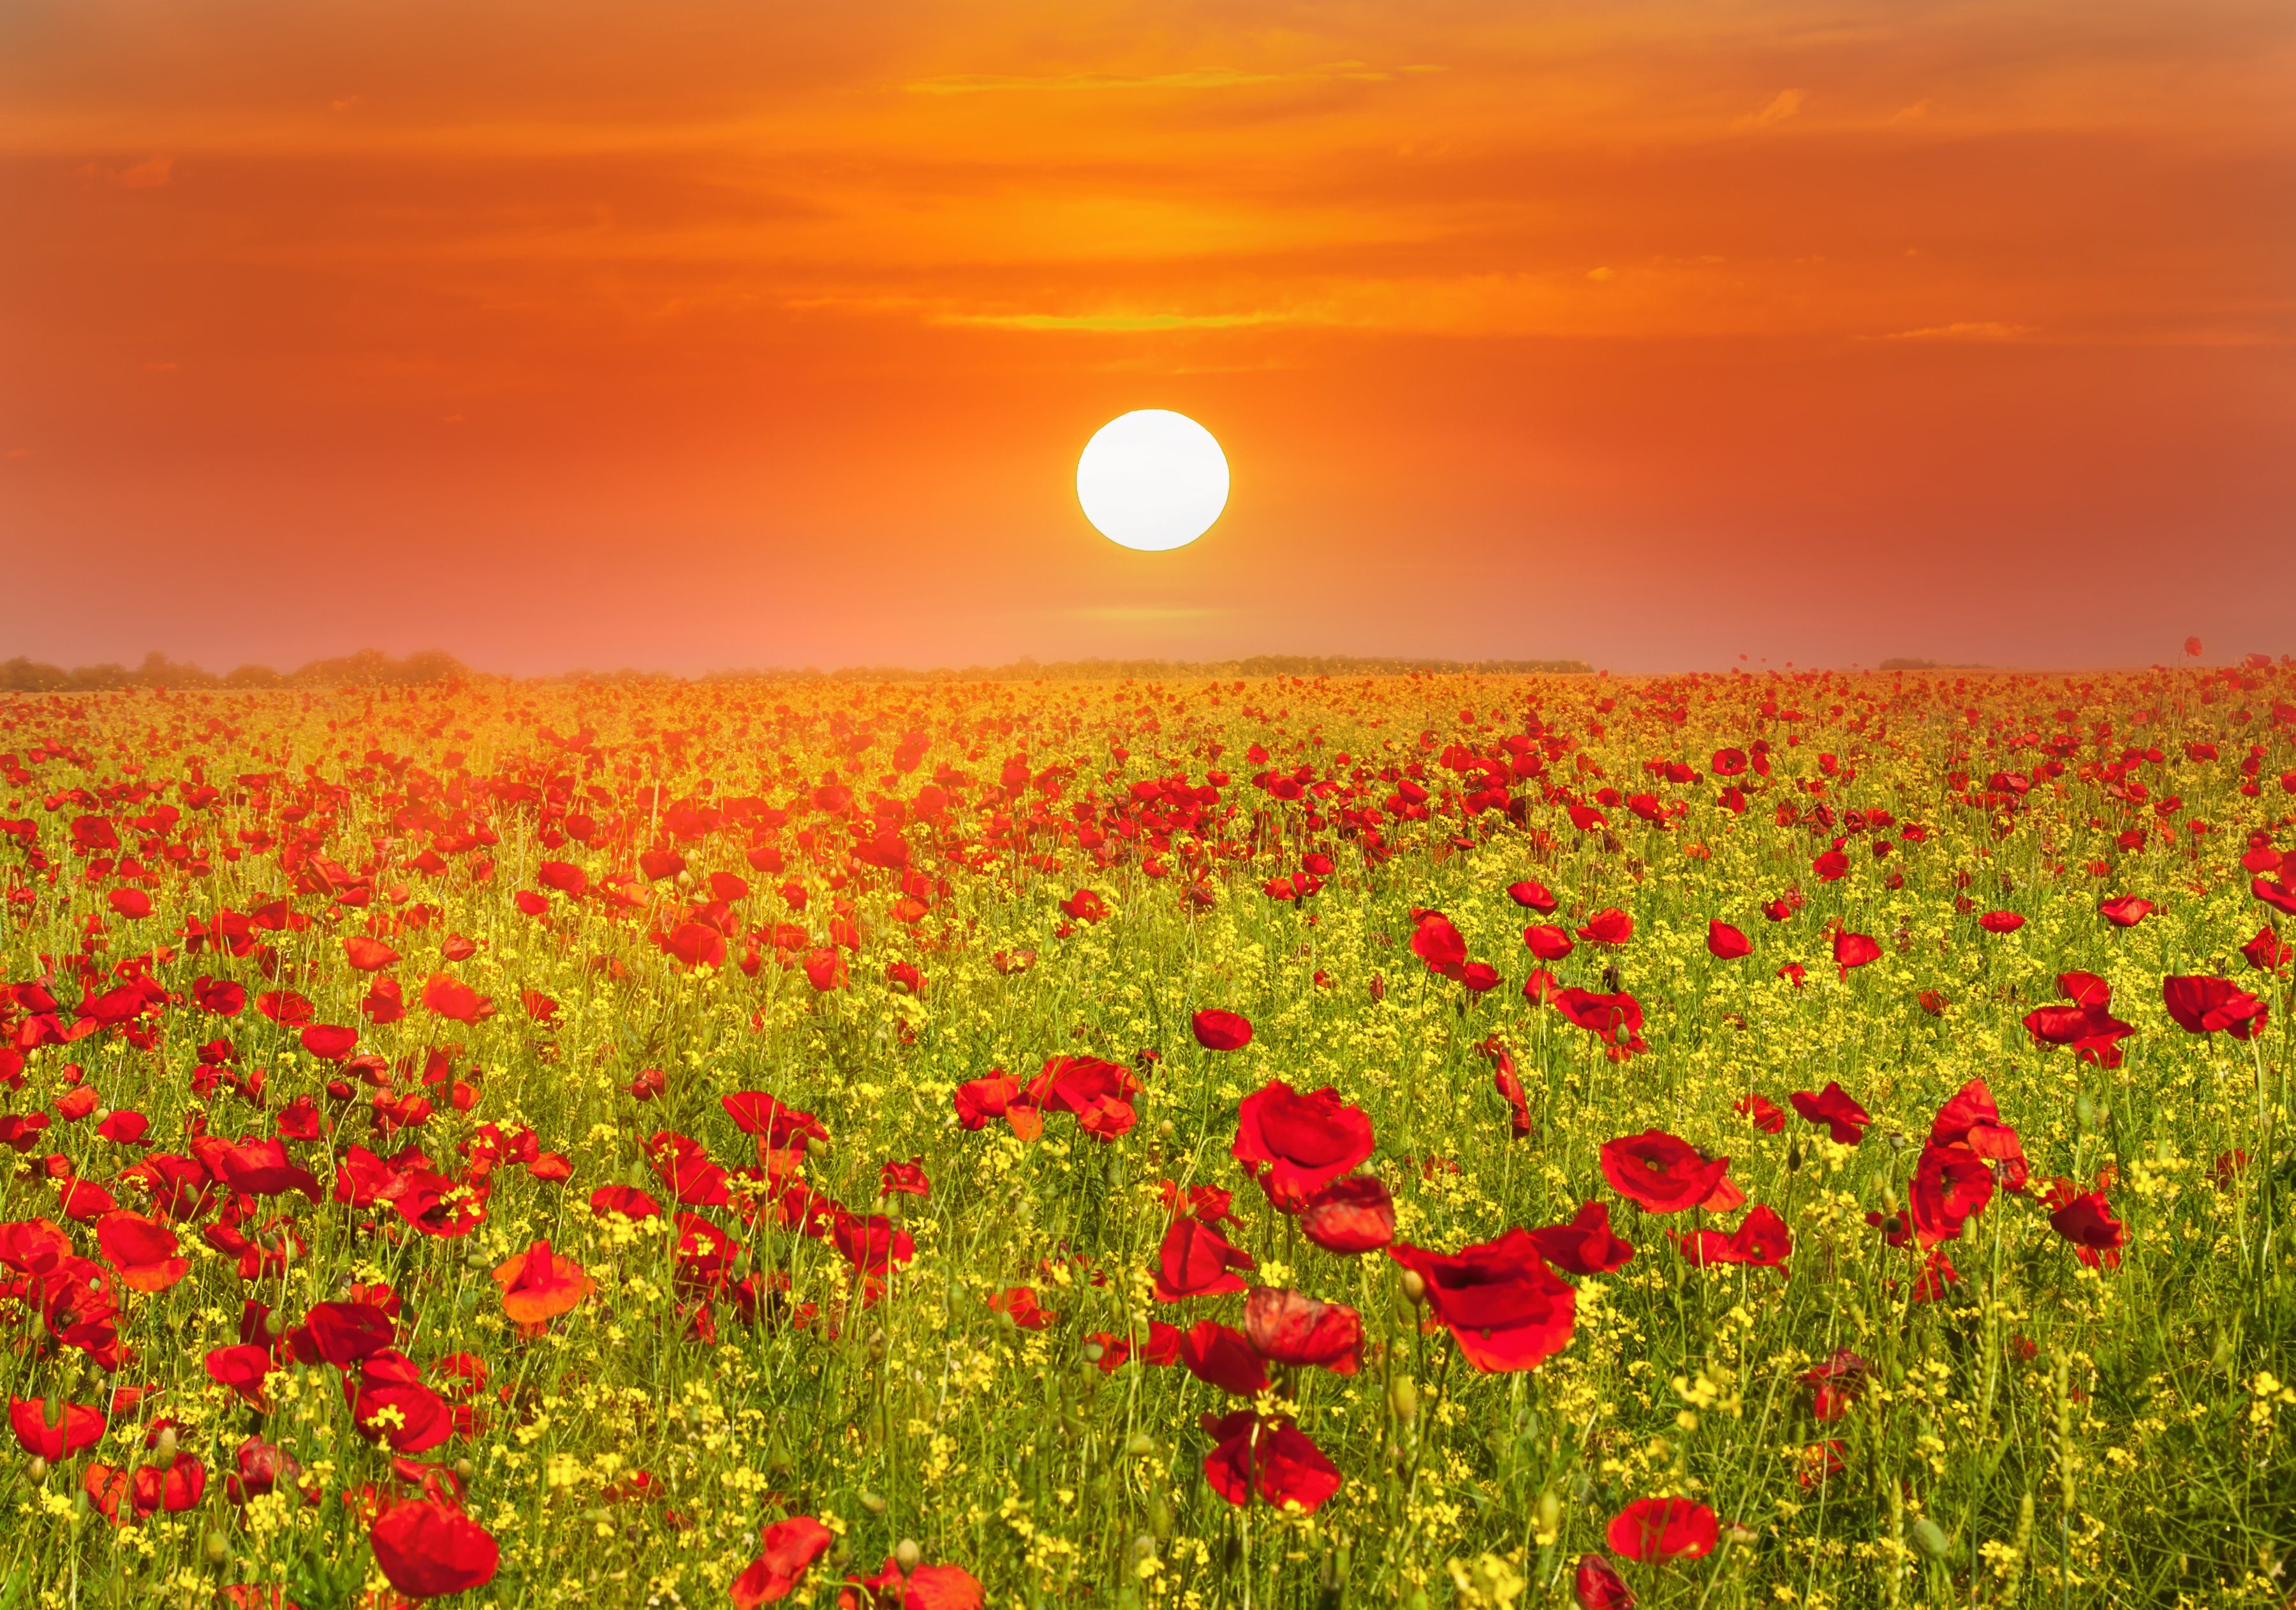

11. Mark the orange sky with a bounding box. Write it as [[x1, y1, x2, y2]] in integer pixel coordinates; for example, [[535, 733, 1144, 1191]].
[[3, 0, 2292, 674]]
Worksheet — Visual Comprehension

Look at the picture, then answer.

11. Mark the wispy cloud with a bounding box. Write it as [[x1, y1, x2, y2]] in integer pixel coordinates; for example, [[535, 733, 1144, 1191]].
[[1883, 320, 2032, 341], [1732, 89, 1804, 131], [934, 310, 1292, 332]]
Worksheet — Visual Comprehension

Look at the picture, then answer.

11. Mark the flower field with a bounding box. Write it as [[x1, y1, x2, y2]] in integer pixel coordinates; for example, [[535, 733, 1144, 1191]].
[[3, 662, 2294, 1609]]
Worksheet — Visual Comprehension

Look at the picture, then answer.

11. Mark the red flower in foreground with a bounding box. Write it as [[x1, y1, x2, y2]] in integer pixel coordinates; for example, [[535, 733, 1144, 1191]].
[[420, 973, 494, 1023], [1734, 1094, 1785, 1134], [369, 1498, 500, 1597], [1899, 1142, 1995, 1247], [1387, 1228, 1576, 1372], [1674, 1204, 1792, 1275], [732, 1516, 835, 1608], [1832, 929, 1880, 976], [1600, 1131, 1728, 1215], [1232, 1080, 1375, 1209], [1299, 1175, 1395, 1254], [1977, 910, 2026, 933], [2047, 1189, 2126, 1270], [840, 1560, 985, 1610], [1607, 1497, 1718, 1562], [1242, 1285, 1362, 1374], [1548, 988, 1647, 1058], [98, 1211, 189, 1293], [1526, 1200, 1635, 1275], [490, 1240, 594, 1328], [1788, 1082, 1871, 1146], [10, 1396, 106, 1459], [1199, 1410, 1343, 1513], [2098, 895, 2153, 926], [2162, 975, 2270, 1040], [1575, 1553, 1635, 1610], [1706, 920, 1751, 960], [1191, 1009, 1253, 1051], [1151, 1217, 1256, 1301]]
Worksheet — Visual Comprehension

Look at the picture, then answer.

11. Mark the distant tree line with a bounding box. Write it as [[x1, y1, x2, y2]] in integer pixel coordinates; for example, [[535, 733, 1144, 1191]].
[[0, 648, 468, 692]]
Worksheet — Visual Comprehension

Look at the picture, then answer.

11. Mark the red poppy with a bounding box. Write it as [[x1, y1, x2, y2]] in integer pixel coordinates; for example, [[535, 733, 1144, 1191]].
[[1674, 1204, 1792, 1275], [1299, 1175, 1395, 1254], [1600, 1131, 1728, 1215], [490, 1240, 593, 1328], [1523, 925, 1575, 961], [97, 1211, 188, 1293], [1191, 1009, 1253, 1051], [1232, 1080, 1376, 1209], [2097, 895, 2153, 926], [1199, 1410, 1343, 1514], [1706, 920, 1751, 959], [1508, 880, 1558, 912], [2243, 926, 2293, 971], [2255, 875, 2296, 916], [1927, 1080, 2029, 1190], [732, 1515, 835, 1607], [1606, 1497, 1718, 1562], [952, 1070, 1033, 1136], [1386, 1228, 1576, 1372], [2162, 975, 2270, 1039], [1897, 1142, 1995, 1247], [1575, 1553, 1635, 1610], [2047, 1190, 2126, 1270], [1788, 1082, 1871, 1146], [1734, 1094, 1785, 1134], [1151, 1217, 1256, 1301], [1526, 1200, 1635, 1275], [1832, 930, 1880, 976], [985, 1286, 1052, 1329], [1242, 1285, 1362, 1374], [879, 1158, 930, 1199], [369, 1498, 500, 1597], [1409, 911, 1468, 974], [1176, 1321, 1269, 1395], [1025, 1055, 1142, 1141], [9, 1396, 106, 1459], [1549, 988, 1647, 1058], [1977, 911, 2026, 933], [1577, 908, 1633, 946]]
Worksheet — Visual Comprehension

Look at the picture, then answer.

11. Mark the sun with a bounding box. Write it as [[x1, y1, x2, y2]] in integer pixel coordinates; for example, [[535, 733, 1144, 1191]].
[[1076, 409, 1229, 551]]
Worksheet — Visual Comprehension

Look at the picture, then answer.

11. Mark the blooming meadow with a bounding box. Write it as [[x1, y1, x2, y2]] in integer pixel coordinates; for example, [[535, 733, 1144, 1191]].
[[2, 661, 2294, 1609]]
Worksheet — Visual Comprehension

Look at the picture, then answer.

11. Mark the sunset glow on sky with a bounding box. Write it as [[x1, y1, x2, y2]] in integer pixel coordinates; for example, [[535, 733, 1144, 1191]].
[[2, 1, 2291, 673]]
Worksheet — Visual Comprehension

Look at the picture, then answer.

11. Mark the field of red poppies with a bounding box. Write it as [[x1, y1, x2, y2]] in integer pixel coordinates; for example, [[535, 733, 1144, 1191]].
[[3, 661, 2293, 1609]]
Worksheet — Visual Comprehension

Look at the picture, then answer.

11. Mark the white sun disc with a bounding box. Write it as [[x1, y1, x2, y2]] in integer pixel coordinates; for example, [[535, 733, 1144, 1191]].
[[1076, 409, 1229, 552]]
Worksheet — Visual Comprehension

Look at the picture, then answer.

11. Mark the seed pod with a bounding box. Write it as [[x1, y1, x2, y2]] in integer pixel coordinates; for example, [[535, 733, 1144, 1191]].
[[894, 1539, 922, 1574], [454, 1457, 475, 1481], [154, 1427, 177, 1461], [1083, 1341, 1106, 1364], [1388, 1373, 1419, 1422], [1126, 1431, 1157, 1459], [27, 1457, 47, 1484], [202, 1531, 227, 1566], [1911, 1517, 1950, 1560], [2075, 1092, 2098, 1132], [1785, 1141, 1802, 1174], [1399, 1270, 1427, 1303], [859, 1491, 888, 1516], [1146, 1493, 1175, 1539], [1535, 1488, 1561, 1538]]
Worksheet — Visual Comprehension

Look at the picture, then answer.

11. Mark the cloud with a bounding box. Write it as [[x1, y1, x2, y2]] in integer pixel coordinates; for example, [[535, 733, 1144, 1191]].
[[933, 310, 1290, 332], [1732, 89, 1804, 131], [905, 61, 1418, 95], [1892, 99, 1934, 122], [1882, 321, 2033, 341], [112, 155, 173, 189], [3, 448, 31, 462]]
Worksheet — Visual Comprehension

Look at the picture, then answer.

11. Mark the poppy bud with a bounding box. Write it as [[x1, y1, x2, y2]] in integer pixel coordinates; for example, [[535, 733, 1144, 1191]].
[[2075, 1092, 2098, 1131], [1147, 1493, 1175, 1539], [203, 1530, 228, 1565], [455, 1458, 475, 1481], [1911, 1517, 1950, 1560], [1878, 1184, 1900, 1217], [154, 1426, 177, 1461], [1126, 1432, 1157, 1458], [894, 1539, 922, 1574], [1389, 1373, 1419, 1422], [26, 1457, 46, 1484], [1400, 1270, 1427, 1303], [1156, 1120, 1175, 1138], [1535, 1488, 1561, 1539], [860, 1491, 888, 1516], [1083, 1342, 1106, 1363], [1785, 1141, 1802, 1174]]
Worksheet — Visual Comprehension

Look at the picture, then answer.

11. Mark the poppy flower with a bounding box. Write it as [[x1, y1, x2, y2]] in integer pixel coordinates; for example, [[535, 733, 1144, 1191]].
[[1409, 912, 1468, 974], [1734, 1094, 1785, 1134], [1899, 1142, 1995, 1247], [1232, 1080, 1376, 1210], [205, 1345, 282, 1411], [1813, 850, 1849, 882], [1523, 925, 1575, 961], [723, 1092, 832, 1152], [1526, 1201, 1635, 1275], [1607, 1497, 1718, 1562], [1025, 1055, 1141, 1141], [1706, 920, 1751, 960], [952, 1071, 1029, 1134], [2162, 976, 2270, 1039], [1577, 908, 1633, 946], [2254, 875, 2296, 916], [490, 1240, 594, 1328], [1575, 1553, 1635, 1610], [1242, 1286, 1362, 1374], [369, 1498, 500, 1597], [1832, 930, 1880, 976], [1788, 1083, 1871, 1146], [2097, 895, 2152, 926], [879, 1158, 930, 1199], [419, 973, 494, 1023], [1199, 1410, 1343, 1514], [1299, 1175, 1395, 1254], [1927, 1080, 2028, 1190], [2243, 926, 2293, 970], [589, 1184, 661, 1222], [1977, 911, 2026, 933], [97, 1211, 188, 1293], [985, 1286, 1052, 1330], [1600, 1131, 1729, 1215], [1151, 1217, 1256, 1301], [9, 1396, 105, 1459], [1674, 1204, 1792, 1275], [2047, 1190, 2126, 1270], [1176, 1321, 1269, 1396], [1387, 1228, 1576, 1372], [1191, 1009, 1253, 1051], [1508, 880, 1558, 912], [732, 1515, 835, 1608], [1549, 988, 1647, 1058], [831, 1213, 915, 1280]]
